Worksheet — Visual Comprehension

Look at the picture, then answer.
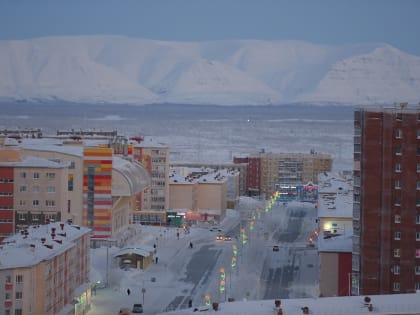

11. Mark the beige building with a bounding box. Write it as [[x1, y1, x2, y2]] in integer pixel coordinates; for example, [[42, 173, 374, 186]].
[[260, 152, 332, 197], [133, 141, 170, 214], [0, 222, 91, 315]]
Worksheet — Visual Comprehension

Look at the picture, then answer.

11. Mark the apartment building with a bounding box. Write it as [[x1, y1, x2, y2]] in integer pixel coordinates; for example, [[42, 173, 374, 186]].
[[132, 141, 170, 215], [0, 221, 91, 315], [234, 152, 332, 198], [0, 148, 69, 241], [352, 105, 420, 295]]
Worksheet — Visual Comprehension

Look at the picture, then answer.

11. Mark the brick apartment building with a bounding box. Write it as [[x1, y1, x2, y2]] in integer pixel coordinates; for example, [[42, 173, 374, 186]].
[[352, 105, 420, 295]]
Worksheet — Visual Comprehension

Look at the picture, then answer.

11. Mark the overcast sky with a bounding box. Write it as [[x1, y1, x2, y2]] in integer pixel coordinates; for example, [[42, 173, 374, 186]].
[[1, 0, 419, 55]]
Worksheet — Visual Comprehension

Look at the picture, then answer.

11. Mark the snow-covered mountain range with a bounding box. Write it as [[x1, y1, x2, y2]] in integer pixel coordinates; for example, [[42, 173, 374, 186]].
[[0, 35, 419, 106]]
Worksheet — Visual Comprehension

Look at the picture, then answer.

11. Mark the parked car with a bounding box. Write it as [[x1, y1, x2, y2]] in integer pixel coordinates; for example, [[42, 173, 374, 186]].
[[272, 245, 280, 252], [132, 303, 143, 313], [119, 307, 131, 315]]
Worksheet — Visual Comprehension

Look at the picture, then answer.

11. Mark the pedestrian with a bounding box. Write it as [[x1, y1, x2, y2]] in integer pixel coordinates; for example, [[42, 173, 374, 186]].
[[189, 242, 193, 249], [155, 256, 158, 264], [188, 299, 193, 308], [127, 288, 131, 295]]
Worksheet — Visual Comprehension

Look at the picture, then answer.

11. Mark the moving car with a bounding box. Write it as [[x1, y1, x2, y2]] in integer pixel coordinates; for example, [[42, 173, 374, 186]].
[[223, 235, 232, 241], [216, 234, 224, 241], [132, 303, 143, 313]]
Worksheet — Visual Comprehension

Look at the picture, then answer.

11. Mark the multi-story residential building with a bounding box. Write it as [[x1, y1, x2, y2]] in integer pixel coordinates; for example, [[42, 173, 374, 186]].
[[1, 136, 150, 244], [0, 148, 70, 241], [234, 152, 332, 198], [0, 221, 91, 315], [352, 105, 420, 295], [132, 141, 170, 214]]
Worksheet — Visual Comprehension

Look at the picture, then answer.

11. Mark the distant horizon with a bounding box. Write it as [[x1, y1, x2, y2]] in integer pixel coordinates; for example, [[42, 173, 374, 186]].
[[1, 0, 419, 56]]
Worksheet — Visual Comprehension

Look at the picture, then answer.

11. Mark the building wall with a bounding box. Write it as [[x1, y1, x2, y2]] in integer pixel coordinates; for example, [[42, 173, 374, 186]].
[[133, 145, 169, 212], [83, 147, 113, 238], [320, 252, 352, 297], [19, 149, 84, 226], [354, 107, 420, 295], [197, 182, 227, 219], [169, 183, 198, 212], [0, 166, 14, 240]]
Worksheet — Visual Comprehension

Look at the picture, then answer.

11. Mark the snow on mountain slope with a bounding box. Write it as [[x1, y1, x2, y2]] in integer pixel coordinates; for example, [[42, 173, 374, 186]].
[[0, 36, 419, 105], [299, 45, 420, 105]]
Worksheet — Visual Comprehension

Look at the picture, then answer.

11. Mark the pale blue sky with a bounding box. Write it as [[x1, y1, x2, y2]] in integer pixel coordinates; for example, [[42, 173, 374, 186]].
[[1, 0, 419, 55]]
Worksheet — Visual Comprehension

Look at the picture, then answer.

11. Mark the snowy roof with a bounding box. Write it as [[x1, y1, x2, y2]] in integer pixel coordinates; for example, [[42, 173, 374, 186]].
[[0, 222, 90, 269], [159, 292, 420, 315], [317, 171, 353, 218], [113, 156, 151, 193], [169, 167, 231, 184], [18, 137, 85, 157], [0, 155, 70, 168], [134, 136, 169, 148], [114, 246, 154, 258]]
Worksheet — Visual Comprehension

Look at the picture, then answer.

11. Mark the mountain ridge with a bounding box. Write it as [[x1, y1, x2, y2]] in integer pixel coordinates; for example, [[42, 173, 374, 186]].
[[0, 36, 419, 106]]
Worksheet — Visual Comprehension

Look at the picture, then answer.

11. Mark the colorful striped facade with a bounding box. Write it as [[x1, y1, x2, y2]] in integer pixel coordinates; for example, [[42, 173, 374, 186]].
[[83, 147, 113, 238]]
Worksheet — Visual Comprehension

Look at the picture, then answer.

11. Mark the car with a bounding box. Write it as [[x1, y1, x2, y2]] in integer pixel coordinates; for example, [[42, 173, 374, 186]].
[[223, 235, 232, 241], [216, 234, 224, 241], [272, 245, 280, 252], [119, 307, 131, 315], [132, 303, 143, 313]]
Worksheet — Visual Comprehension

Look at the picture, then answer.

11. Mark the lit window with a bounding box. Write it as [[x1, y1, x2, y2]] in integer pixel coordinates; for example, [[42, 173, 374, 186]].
[[393, 282, 400, 291], [395, 128, 402, 139], [395, 231, 401, 240], [395, 163, 402, 172], [395, 215, 401, 224], [394, 248, 400, 257]]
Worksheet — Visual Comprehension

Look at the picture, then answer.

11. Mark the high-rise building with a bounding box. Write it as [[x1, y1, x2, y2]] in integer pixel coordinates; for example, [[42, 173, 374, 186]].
[[352, 105, 420, 295]]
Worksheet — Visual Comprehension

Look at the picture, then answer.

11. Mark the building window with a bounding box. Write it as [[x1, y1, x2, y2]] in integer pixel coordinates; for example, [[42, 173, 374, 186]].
[[416, 249, 420, 258], [394, 196, 401, 206], [32, 186, 40, 193], [394, 248, 400, 257], [417, 182, 420, 190], [417, 215, 420, 224], [417, 147, 420, 156], [395, 128, 403, 139], [46, 172, 55, 180], [395, 179, 401, 189], [20, 172, 26, 179], [416, 282, 420, 291], [393, 282, 400, 291], [19, 186, 27, 192], [417, 130, 420, 139], [395, 163, 402, 172], [33, 172, 39, 179], [18, 213, 26, 221], [15, 310, 23, 315], [416, 266, 420, 275], [19, 200, 26, 206], [15, 292, 22, 300], [45, 200, 55, 207], [6, 275, 11, 283], [46, 186, 55, 193], [15, 275, 23, 283], [396, 146, 402, 155], [393, 265, 400, 275], [417, 232, 420, 241], [417, 163, 420, 173], [396, 112, 403, 121], [395, 231, 401, 240], [32, 214, 39, 221], [417, 199, 420, 207], [32, 200, 39, 206], [395, 214, 401, 224]]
